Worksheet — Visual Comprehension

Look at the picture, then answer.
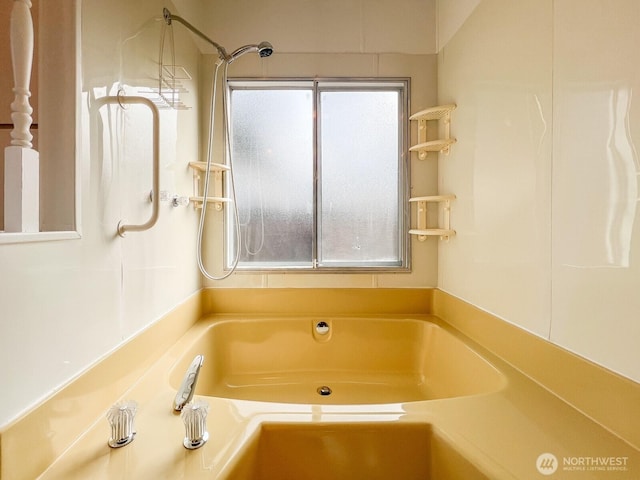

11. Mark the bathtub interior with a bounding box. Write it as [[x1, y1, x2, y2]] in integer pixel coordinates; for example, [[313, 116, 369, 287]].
[[169, 317, 506, 404]]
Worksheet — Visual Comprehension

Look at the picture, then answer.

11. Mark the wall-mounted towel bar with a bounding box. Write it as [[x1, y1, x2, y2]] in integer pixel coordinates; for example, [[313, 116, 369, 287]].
[[94, 95, 160, 237]]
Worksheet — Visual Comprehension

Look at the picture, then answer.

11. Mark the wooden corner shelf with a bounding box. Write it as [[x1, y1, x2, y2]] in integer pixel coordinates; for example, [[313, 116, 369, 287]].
[[409, 194, 456, 241], [188, 162, 231, 210], [409, 104, 456, 158]]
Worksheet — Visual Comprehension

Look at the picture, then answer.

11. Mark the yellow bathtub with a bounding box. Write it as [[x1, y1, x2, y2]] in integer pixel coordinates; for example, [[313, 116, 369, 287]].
[[169, 316, 506, 405], [224, 421, 492, 480], [20, 291, 640, 480]]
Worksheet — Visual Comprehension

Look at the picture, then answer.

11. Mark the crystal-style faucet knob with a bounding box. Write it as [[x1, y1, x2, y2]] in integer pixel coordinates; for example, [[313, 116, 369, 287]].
[[106, 401, 137, 448], [181, 400, 209, 449]]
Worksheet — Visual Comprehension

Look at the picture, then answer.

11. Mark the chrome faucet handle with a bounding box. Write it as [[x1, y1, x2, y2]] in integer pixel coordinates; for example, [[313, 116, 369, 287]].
[[107, 401, 137, 448], [174, 354, 204, 411], [181, 400, 209, 449]]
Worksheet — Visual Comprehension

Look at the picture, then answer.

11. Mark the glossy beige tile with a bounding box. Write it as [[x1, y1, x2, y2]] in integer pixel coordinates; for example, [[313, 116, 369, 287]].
[[203, 0, 363, 55], [436, 0, 481, 50], [0, 0, 202, 428], [197, 0, 436, 56], [363, 0, 436, 54], [437, 0, 553, 337], [433, 289, 640, 451], [438, 0, 640, 387], [551, 0, 640, 382], [263, 52, 379, 77], [0, 291, 202, 480], [200, 51, 439, 289]]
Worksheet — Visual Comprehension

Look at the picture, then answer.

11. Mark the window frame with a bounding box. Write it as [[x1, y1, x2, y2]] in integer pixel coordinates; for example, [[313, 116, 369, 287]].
[[225, 77, 411, 273], [0, 0, 81, 243]]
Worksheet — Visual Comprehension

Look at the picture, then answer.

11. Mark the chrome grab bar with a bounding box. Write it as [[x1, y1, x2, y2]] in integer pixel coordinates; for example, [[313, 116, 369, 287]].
[[94, 95, 160, 237]]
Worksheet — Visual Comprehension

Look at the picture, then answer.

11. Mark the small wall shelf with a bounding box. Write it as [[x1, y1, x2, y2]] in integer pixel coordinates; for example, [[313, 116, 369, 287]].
[[409, 139, 456, 156], [408, 103, 457, 241], [188, 161, 229, 172], [409, 104, 456, 158], [188, 161, 231, 210], [409, 194, 456, 241], [189, 196, 232, 209]]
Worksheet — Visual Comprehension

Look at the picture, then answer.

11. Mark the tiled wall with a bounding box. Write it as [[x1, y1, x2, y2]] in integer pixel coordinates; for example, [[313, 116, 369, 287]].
[[438, 0, 640, 383], [191, 0, 441, 289], [0, 0, 201, 427], [0, 0, 440, 429], [11, 0, 638, 431]]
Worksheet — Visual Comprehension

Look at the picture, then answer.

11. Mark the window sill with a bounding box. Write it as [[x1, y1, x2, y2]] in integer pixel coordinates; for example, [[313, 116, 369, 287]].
[[0, 230, 81, 245], [231, 266, 411, 274]]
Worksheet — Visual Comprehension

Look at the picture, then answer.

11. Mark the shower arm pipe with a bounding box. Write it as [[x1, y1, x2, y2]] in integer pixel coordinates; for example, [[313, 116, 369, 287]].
[[94, 95, 160, 237], [162, 8, 229, 62]]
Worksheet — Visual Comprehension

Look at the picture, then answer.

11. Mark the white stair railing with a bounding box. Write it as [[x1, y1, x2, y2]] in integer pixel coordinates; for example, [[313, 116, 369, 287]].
[[4, 0, 39, 232]]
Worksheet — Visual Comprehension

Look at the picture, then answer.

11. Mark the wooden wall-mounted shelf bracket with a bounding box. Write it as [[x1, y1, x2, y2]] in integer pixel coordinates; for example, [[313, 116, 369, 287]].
[[409, 104, 457, 158], [409, 194, 456, 241], [188, 161, 231, 210]]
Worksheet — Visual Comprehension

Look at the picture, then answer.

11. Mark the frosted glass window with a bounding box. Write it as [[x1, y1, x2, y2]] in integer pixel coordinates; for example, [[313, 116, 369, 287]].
[[229, 88, 314, 267], [228, 80, 408, 270], [319, 90, 401, 266]]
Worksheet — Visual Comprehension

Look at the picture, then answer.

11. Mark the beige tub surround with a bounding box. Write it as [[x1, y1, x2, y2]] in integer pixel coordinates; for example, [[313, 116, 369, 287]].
[[432, 289, 640, 450], [199, 287, 433, 316], [0, 291, 203, 480], [1, 289, 638, 479]]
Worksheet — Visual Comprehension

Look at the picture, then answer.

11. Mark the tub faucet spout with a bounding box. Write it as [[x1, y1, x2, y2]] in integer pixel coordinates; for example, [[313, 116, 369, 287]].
[[174, 354, 204, 411]]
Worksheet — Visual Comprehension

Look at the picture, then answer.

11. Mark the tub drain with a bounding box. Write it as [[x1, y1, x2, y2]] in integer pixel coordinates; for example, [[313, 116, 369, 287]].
[[317, 386, 332, 396]]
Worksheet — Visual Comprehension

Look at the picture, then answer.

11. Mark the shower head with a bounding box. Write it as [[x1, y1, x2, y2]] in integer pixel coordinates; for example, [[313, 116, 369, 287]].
[[227, 41, 274, 63], [162, 8, 273, 64], [257, 41, 275, 58]]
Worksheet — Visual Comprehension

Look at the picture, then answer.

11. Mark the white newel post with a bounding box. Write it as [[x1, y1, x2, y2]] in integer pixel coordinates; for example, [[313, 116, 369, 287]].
[[4, 0, 39, 232]]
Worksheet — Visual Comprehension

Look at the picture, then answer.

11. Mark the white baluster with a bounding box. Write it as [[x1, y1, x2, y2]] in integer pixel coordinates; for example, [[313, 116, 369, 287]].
[[9, 0, 34, 147], [4, 0, 39, 233]]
